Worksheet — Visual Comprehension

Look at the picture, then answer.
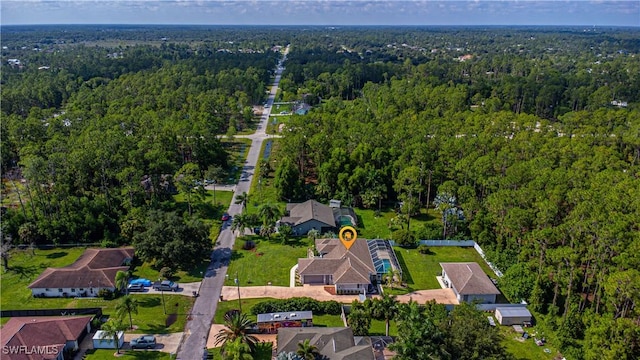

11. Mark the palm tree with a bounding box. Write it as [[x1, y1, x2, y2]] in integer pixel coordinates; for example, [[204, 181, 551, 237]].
[[231, 213, 252, 236], [235, 192, 250, 212], [222, 338, 254, 360], [296, 339, 320, 360], [383, 268, 401, 290], [115, 270, 130, 295], [116, 295, 139, 330], [307, 229, 320, 243], [99, 318, 125, 354], [258, 203, 282, 228], [215, 312, 259, 351], [372, 292, 399, 336]]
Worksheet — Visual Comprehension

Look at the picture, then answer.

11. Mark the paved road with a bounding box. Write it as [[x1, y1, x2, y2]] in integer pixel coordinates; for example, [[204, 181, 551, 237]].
[[176, 45, 289, 360]]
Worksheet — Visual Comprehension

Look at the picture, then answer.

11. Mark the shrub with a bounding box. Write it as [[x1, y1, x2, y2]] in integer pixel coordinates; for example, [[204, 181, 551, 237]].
[[417, 244, 431, 254], [97, 289, 115, 300], [160, 267, 174, 279], [250, 298, 341, 316], [393, 229, 417, 248]]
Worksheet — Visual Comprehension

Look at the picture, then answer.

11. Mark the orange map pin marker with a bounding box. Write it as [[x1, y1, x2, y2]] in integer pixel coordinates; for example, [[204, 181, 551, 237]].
[[339, 226, 358, 250]]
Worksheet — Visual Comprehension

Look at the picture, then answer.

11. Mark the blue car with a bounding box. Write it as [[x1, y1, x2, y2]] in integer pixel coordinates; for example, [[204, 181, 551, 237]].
[[129, 278, 152, 287]]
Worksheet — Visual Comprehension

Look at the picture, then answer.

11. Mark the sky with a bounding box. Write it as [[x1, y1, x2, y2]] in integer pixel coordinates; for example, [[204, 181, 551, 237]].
[[2, 0, 639, 27]]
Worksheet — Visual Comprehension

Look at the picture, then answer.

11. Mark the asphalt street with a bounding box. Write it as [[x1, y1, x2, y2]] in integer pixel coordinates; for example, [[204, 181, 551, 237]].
[[176, 45, 288, 360]]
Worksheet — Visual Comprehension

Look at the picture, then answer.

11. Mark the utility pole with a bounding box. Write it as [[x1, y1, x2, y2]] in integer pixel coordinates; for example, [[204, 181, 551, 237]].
[[159, 278, 166, 314], [235, 271, 242, 313]]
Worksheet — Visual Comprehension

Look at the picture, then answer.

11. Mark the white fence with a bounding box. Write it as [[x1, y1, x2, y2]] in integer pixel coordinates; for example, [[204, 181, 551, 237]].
[[388, 239, 503, 278]]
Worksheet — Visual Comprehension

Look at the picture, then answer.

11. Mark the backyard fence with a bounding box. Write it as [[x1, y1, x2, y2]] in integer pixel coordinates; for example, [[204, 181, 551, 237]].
[[1, 307, 102, 318], [387, 239, 504, 278]]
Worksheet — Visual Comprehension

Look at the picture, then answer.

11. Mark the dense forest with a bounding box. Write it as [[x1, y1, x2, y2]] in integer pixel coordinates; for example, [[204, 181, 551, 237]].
[[1, 25, 639, 359], [272, 27, 640, 360]]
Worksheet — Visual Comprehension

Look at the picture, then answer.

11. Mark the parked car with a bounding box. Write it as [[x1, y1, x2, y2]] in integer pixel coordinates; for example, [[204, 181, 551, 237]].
[[129, 278, 152, 287], [130, 335, 156, 349], [153, 280, 179, 292], [221, 213, 230, 221], [127, 283, 145, 292]]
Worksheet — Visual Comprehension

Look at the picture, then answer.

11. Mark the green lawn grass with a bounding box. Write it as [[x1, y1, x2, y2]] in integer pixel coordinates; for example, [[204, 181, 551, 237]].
[[355, 207, 440, 240], [390, 246, 499, 294], [1, 249, 193, 333], [247, 139, 284, 212], [224, 236, 310, 287], [499, 325, 560, 360], [221, 139, 252, 184], [83, 349, 173, 360], [207, 343, 272, 360]]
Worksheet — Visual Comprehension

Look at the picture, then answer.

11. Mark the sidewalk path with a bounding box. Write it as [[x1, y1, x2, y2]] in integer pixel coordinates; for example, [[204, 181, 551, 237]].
[[219, 285, 459, 305]]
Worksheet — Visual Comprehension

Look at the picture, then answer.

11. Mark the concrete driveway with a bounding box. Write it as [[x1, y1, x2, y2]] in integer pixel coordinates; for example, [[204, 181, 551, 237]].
[[73, 331, 184, 359], [220, 285, 459, 304]]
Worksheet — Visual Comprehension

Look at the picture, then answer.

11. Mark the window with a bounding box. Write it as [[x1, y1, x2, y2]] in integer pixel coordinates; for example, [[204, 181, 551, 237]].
[[71, 288, 76, 292], [45, 288, 50, 291], [79, 288, 84, 291], [58, 289, 63, 292]]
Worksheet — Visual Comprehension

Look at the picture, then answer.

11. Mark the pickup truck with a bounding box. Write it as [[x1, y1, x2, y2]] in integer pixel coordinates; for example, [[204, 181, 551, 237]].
[[153, 280, 179, 292]]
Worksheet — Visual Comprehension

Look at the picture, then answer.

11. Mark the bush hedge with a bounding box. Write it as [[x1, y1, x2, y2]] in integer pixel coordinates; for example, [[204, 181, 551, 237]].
[[250, 297, 341, 316]]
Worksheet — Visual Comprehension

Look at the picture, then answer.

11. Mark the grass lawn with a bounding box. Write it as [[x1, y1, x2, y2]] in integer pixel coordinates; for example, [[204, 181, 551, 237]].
[[221, 139, 252, 184], [247, 139, 285, 213], [224, 236, 310, 287], [355, 207, 440, 240], [390, 246, 499, 294], [499, 325, 561, 360], [83, 349, 173, 360], [207, 343, 272, 360], [1, 249, 193, 334]]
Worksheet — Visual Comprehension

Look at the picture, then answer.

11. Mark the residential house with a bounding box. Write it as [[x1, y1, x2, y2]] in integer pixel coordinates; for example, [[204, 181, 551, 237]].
[[277, 327, 375, 360], [28, 247, 134, 298], [440, 262, 500, 304], [257, 311, 313, 334], [0, 316, 93, 360], [279, 200, 337, 236], [297, 238, 376, 294]]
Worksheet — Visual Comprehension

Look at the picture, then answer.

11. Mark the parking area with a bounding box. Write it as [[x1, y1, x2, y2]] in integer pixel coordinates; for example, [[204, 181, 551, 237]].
[[74, 331, 184, 359], [128, 282, 201, 296]]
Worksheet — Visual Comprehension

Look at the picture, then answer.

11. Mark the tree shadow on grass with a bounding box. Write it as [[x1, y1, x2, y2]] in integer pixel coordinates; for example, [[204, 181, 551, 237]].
[[9, 264, 39, 279], [393, 251, 414, 285], [137, 297, 162, 308], [413, 211, 436, 222], [166, 313, 177, 328], [46, 252, 67, 259], [357, 215, 365, 229], [230, 250, 245, 261], [137, 323, 171, 335]]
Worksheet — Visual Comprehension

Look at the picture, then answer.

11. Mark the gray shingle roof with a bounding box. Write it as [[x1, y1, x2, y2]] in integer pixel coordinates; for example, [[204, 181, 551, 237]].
[[28, 247, 134, 289], [277, 327, 375, 360], [440, 262, 500, 295], [298, 239, 375, 285], [281, 200, 336, 227]]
